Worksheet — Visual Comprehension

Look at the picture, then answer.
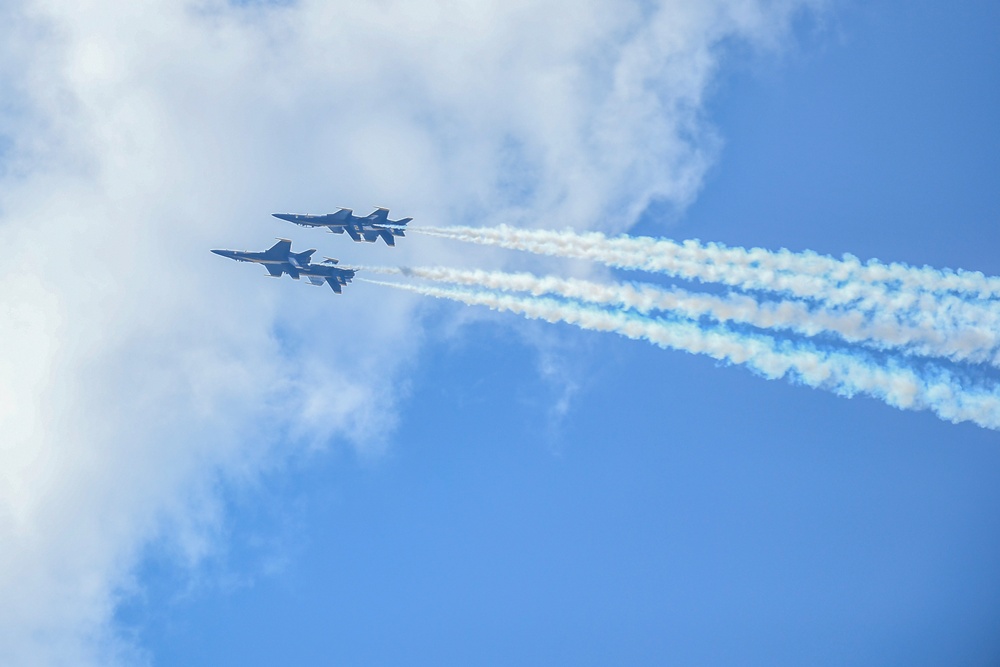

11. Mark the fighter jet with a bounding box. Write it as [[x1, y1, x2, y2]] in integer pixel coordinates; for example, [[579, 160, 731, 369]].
[[272, 208, 412, 246], [211, 239, 316, 279], [297, 258, 357, 294]]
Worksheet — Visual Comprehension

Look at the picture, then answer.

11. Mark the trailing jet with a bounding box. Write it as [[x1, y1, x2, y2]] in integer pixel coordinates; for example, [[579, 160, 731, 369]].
[[211, 239, 315, 279], [272, 208, 412, 246], [297, 258, 357, 294]]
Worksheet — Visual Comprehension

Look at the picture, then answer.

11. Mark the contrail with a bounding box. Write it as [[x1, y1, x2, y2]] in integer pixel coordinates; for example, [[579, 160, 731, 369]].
[[408, 225, 1000, 328], [359, 265, 1000, 366], [360, 278, 1000, 431], [412, 224, 1000, 298]]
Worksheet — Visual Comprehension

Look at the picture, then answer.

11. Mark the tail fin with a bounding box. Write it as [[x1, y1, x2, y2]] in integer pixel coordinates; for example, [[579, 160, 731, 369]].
[[290, 248, 316, 268], [367, 207, 390, 224], [378, 229, 396, 246]]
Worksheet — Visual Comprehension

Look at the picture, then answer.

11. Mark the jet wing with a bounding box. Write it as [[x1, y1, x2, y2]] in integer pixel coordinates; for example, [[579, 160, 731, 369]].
[[264, 239, 292, 258], [362, 230, 380, 243], [306, 276, 326, 286], [264, 264, 284, 277], [344, 226, 362, 242]]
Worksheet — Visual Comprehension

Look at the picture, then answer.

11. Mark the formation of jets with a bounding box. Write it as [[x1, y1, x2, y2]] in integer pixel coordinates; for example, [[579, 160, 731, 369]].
[[213, 207, 411, 294]]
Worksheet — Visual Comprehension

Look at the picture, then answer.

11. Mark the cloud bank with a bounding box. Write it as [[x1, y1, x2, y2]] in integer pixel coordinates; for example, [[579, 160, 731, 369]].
[[0, 1, 817, 663]]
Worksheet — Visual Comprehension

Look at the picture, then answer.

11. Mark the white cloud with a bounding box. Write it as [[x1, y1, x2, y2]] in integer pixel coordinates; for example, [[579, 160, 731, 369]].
[[0, 0, 818, 663]]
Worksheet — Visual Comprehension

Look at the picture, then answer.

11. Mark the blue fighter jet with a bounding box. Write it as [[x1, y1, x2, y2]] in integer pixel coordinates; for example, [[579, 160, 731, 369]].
[[212, 241, 356, 294], [297, 258, 357, 294], [211, 239, 315, 279], [272, 208, 412, 246]]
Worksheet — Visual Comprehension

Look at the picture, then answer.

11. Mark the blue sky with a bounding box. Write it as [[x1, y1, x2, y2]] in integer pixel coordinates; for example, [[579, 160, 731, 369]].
[[2, 1, 1000, 665]]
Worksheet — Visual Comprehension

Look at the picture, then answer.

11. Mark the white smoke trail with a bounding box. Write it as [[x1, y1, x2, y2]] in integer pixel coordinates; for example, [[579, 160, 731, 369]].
[[409, 225, 1000, 329], [413, 224, 1000, 299], [358, 266, 1000, 367], [360, 278, 1000, 431]]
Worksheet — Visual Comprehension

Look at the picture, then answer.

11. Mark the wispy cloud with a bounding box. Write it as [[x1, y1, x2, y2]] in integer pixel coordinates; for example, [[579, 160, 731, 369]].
[[0, 0, 820, 663]]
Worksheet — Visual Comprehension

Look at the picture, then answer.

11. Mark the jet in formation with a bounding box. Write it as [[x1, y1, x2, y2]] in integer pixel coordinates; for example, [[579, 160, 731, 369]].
[[296, 258, 355, 294], [212, 239, 356, 293], [272, 208, 413, 246]]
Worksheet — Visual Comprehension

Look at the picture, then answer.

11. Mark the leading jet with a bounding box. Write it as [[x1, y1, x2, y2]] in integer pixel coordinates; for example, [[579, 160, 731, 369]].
[[211, 239, 315, 279], [272, 208, 412, 247]]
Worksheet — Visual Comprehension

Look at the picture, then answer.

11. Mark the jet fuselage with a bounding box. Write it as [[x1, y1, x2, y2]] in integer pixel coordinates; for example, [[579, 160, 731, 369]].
[[211, 239, 316, 279]]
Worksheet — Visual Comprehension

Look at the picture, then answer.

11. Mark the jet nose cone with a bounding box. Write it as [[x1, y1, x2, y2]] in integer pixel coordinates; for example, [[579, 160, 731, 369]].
[[212, 249, 237, 260], [272, 213, 296, 222]]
